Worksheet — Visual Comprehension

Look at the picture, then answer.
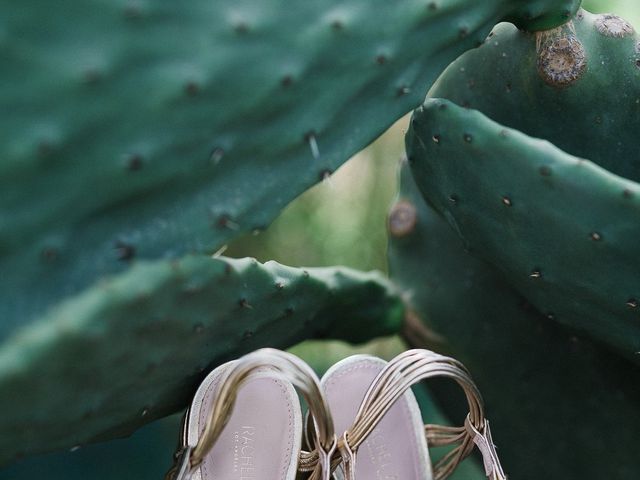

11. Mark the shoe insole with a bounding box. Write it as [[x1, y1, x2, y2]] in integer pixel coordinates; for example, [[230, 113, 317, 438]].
[[188, 367, 301, 480], [322, 356, 432, 480]]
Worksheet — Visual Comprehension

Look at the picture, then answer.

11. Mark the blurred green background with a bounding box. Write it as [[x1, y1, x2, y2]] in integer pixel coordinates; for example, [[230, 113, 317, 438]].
[[1, 1, 637, 478]]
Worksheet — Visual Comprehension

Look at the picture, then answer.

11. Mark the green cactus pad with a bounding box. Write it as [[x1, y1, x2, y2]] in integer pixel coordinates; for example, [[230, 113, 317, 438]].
[[0, 416, 181, 480], [0, 0, 579, 332], [0, 255, 403, 464], [407, 97, 640, 360], [388, 160, 640, 479], [428, 9, 640, 181]]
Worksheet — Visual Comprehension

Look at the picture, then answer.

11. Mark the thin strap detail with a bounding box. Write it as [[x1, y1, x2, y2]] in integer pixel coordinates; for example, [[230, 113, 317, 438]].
[[337, 349, 506, 480], [166, 348, 336, 480]]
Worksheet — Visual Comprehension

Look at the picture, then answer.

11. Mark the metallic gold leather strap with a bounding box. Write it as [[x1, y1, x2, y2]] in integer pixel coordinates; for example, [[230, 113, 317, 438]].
[[169, 348, 336, 480], [341, 349, 506, 480]]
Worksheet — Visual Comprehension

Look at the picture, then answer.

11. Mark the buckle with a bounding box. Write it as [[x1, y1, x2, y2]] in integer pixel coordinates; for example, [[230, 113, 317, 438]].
[[336, 431, 357, 480], [465, 415, 507, 480], [317, 434, 338, 480]]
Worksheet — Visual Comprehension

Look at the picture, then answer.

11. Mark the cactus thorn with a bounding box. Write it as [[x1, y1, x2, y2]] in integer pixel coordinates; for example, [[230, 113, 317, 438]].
[[125, 153, 144, 171], [216, 215, 239, 231], [209, 147, 225, 165], [238, 298, 252, 309], [530, 269, 542, 279], [115, 241, 135, 262], [305, 131, 320, 160]]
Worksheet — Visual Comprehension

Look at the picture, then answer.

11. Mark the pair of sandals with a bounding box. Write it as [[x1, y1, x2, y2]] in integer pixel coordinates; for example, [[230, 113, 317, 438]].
[[165, 348, 506, 480]]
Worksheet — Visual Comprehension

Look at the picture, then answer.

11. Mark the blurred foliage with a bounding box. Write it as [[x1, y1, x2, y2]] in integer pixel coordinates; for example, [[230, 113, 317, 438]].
[[225, 118, 407, 273], [2, 1, 638, 478], [585, 0, 640, 25]]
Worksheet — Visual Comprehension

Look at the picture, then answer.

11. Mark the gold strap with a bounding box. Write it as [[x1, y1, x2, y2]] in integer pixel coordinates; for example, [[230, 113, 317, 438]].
[[347, 349, 506, 480], [168, 348, 337, 480], [303, 349, 506, 480]]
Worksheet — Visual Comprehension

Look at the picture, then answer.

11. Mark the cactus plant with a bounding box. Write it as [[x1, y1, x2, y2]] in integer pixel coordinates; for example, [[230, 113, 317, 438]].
[[0, 255, 403, 463], [427, 10, 640, 180], [388, 160, 640, 479], [407, 96, 640, 360], [0, 0, 577, 331], [406, 9, 640, 359], [7, 0, 640, 475]]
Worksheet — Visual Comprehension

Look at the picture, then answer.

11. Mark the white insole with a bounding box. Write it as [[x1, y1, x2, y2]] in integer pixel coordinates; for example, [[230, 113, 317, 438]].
[[188, 366, 301, 480], [322, 356, 432, 480]]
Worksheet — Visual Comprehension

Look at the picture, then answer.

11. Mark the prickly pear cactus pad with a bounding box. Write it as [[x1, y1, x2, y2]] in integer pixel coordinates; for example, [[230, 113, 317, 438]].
[[0, 0, 579, 333], [428, 9, 640, 181], [0, 416, 181, 480], [0, 255, 403, 464], [387, 161, 640, 480], [407, 97, 640, 360]]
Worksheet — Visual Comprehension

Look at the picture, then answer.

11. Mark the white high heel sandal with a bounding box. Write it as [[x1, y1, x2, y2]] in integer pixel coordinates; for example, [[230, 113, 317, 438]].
[[318, 349, 507, 480], [165, 348, 337, 480]]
